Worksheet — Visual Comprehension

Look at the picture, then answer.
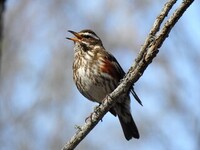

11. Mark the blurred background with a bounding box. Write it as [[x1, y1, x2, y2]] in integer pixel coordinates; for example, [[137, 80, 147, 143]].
[[0, 0, 199, 150]]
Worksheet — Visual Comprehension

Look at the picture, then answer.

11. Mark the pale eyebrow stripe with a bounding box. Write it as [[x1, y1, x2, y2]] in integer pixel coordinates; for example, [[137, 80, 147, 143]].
[[81, 32, 100, 40]]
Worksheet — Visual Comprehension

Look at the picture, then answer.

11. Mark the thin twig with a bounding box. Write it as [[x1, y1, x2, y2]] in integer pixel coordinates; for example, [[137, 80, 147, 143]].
[[62, 0, 194, 149], [135, 0, 177, 64]]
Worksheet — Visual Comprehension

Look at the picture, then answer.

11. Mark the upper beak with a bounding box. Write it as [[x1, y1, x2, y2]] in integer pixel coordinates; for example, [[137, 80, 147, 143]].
[[66, 30, 82, 42]]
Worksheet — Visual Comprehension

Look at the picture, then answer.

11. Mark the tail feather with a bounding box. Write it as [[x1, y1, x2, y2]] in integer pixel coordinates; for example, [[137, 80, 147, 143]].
[[114, 96, 139, 140], [118, 114, 139, 140]]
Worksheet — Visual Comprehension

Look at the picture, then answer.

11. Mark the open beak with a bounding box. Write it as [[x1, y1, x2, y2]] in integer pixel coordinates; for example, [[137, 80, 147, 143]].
[[66, 30, 82, 42]]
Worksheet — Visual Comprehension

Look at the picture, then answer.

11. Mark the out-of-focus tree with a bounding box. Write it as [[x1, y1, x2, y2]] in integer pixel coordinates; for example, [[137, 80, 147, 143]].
[[0, 0, 6, 75]]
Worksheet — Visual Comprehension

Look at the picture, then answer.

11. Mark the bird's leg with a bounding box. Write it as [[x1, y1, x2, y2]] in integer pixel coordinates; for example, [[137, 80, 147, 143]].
[[85, 103, 103, 122]]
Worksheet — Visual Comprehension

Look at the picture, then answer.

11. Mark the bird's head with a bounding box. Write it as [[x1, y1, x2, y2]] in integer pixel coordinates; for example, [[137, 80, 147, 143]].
[[67, 29, 103, 51]]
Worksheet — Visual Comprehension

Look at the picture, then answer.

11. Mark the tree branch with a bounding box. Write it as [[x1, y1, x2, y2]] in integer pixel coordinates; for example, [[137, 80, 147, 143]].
[[62, 0, 194, 149]]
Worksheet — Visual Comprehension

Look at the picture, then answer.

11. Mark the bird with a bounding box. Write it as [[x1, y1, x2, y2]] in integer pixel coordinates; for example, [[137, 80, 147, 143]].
[[67, 29, 142, 140]]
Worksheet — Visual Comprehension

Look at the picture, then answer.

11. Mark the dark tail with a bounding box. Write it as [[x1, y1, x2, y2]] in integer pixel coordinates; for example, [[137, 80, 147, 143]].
[[118, 113, 139, 140], [114, 96, 139, 140]]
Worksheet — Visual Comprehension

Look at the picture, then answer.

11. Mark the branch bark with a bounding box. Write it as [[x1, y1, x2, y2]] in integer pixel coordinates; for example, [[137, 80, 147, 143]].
[[62, 0, 194, 149]]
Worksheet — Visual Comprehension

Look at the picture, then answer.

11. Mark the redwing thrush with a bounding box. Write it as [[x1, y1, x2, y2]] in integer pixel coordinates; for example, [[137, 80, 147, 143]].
[[67, 29, 142, 140]]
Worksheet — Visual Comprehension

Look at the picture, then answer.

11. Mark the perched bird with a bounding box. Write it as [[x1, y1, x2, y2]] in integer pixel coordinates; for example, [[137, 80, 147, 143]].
[[67, 29, 142, 140]]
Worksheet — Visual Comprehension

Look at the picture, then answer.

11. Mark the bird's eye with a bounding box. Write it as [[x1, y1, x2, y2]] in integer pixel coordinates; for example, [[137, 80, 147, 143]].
[[83, 35, 91, 39]]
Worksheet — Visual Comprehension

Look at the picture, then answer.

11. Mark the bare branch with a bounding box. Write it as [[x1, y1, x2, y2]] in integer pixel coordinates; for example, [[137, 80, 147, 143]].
[[62, 0, 194, 149]]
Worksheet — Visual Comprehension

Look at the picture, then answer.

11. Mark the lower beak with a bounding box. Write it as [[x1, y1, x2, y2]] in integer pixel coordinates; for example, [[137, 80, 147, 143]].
[[66, 37, 80, 42], [66, 30, 82, 42]]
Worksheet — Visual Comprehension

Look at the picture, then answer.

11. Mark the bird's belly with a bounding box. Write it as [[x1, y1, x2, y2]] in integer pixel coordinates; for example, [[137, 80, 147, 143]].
[[75, 66, 115, 103], [84, 82, 109, 103]]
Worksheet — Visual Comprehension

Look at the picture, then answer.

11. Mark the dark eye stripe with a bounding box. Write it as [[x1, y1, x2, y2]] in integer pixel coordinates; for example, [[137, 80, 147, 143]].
[[83, 34, 91, 38]]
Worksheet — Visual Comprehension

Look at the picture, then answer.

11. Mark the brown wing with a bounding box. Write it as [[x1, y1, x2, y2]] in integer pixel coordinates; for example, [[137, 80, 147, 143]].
[[100, 50, 142, 106]]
